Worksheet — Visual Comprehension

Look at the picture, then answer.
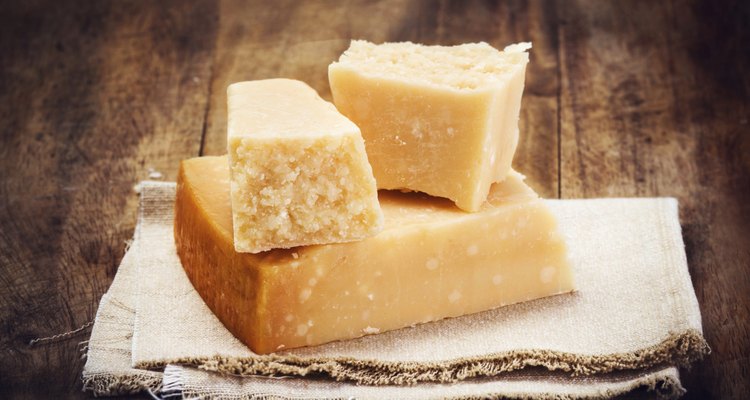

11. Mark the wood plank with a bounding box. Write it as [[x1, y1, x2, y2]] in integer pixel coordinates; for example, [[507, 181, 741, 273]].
[[558, 0, 750, 398], [0, 0, 218, 397], [201, 0, 559, 197]]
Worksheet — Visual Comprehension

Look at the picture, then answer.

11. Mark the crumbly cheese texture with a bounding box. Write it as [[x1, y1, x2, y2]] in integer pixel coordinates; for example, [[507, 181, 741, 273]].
[[175, 156, 574, 354], [329, 40, 531, 212], [227, 79, 383, 253]]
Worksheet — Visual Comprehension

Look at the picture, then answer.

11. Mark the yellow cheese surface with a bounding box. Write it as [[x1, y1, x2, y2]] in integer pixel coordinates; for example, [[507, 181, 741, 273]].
[[175, 156, 574, 354], [329, 41, 530, 211], [227, 79, 382, 253]]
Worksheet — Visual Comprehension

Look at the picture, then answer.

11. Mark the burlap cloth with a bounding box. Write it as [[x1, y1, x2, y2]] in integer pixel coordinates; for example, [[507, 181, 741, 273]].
[[82, 181, 709, 399]]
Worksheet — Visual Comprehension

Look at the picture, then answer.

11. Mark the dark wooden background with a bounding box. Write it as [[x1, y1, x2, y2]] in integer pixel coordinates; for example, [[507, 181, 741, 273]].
[[1, 1, 748, 398]]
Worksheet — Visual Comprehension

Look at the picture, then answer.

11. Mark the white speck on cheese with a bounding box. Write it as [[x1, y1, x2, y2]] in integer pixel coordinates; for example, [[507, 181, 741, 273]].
[[296, 324, 308, 336], [308, 278, 317, 286], [411, 120, 422, 139], [425, 258, 439, 270], [299, 288, 312, 303], [367, 293, 374, 301], [467, 244, 479, 256], [449, 290, 462, 303], [363, 326, 380, 334], [492, 275, 503, 285], [284, 314, 293, 322], [540, 266, 556, 283], [292, 252, 299, 259]]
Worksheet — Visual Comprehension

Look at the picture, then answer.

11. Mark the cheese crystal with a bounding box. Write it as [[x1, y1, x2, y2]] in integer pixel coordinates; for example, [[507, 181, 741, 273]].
[[227, 79, 383, 253], [329, 40, 531, 211], [175, 156, 574, 354]]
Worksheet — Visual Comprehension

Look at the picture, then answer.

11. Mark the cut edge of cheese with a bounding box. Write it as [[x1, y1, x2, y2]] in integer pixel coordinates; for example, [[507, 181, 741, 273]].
[[226, 79, 383, 253], [330, 40, 530, 93], [328, 41, 531, 211]]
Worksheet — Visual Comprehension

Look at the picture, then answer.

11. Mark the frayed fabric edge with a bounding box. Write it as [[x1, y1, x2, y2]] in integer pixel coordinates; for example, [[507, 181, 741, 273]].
[[83, 330, 700, 400], [135, 329, 709, 386], [81, 371, 163, 397], [171, 366, 686, 400], [161, 365, 185, 399], [81, 369, 685, 400]]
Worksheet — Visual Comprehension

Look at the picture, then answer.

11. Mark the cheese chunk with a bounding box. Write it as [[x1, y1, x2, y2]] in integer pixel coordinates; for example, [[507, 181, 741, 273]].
[[227, 79, 383, 253], [175, 156, 573, 354], [329, 41, 530, 212]]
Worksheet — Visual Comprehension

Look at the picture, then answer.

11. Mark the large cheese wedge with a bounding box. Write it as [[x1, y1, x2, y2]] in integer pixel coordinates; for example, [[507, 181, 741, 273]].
[[227, 79, 383, 253], [174, 156, 574, 354], [329, 41, 530, 212]]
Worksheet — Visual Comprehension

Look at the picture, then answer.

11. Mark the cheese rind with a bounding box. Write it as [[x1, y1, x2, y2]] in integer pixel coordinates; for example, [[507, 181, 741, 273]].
[[175, 156, 574, 354], [227, 79, 383, 253], [329, 41, 530, 212]]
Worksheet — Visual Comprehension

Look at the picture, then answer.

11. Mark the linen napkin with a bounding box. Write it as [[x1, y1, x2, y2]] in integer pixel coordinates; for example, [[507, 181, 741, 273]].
[[83, 181, 709, 398], [83, 237, 688, 399], [160, 364, 687, 399], [81, 247, 162, 395]]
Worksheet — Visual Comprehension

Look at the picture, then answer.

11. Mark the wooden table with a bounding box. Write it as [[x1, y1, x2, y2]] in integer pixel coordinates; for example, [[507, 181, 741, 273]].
[[1, 1, 747, 398]]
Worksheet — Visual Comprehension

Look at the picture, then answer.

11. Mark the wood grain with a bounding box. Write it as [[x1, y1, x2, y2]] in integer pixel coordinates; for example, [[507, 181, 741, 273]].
[[0, 0, 218, 397], [558, 1, 750, 398], [0, 0, 747, 398]]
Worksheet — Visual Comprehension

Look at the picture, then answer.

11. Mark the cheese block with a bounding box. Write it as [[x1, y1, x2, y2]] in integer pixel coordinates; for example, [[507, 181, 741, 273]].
[[227, 79, 383, 253], [174, 156, 574, 354], [329, 41, 531, 212]]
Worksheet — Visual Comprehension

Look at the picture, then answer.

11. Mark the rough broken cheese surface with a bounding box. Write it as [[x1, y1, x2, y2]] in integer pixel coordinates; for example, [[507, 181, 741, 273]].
[[174, 156, 574, 354], [227, 79, 383, 253], [329, 40, 531, 212]]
